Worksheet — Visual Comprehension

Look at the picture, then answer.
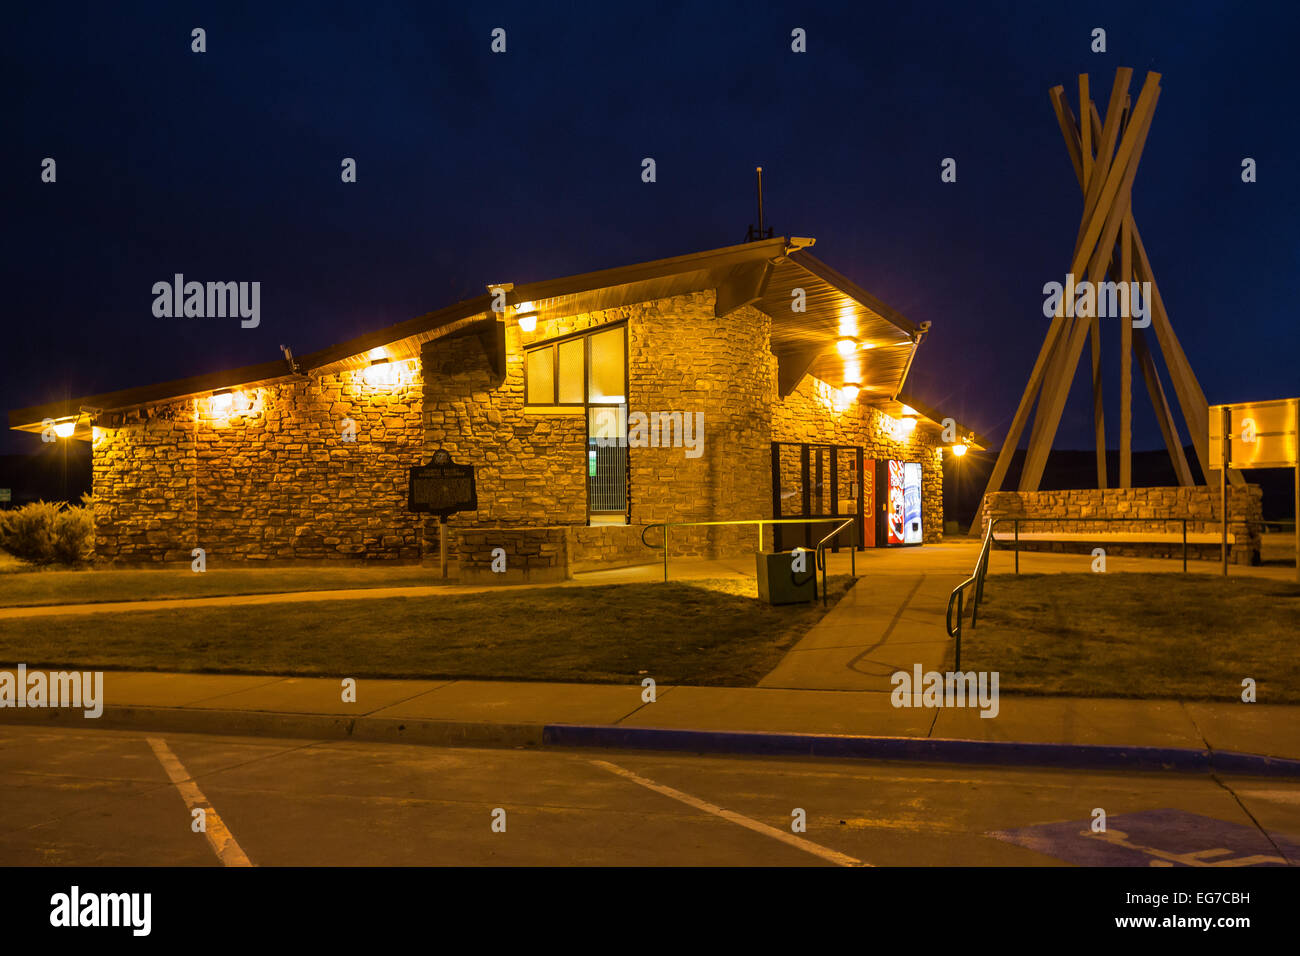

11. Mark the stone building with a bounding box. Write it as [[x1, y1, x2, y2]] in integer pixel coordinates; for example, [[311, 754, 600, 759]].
[[10, 238, 981, 577]]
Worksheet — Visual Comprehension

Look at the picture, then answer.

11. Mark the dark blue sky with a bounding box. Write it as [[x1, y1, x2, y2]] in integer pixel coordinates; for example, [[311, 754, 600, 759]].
[[4, 0, 1297, 455]]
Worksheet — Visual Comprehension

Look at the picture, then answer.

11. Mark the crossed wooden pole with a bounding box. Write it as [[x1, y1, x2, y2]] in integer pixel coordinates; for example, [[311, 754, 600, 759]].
[[972, 69, 1240, 532]]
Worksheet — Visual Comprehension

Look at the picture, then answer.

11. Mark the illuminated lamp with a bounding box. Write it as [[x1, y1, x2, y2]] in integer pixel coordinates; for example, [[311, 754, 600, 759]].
[[835, 337, 858, 355], [364, 357, 397, 387], [515, 301, 538, 332], [53, 420, 76, 438], [840, 382, 861, 402], [210, 389, 235, 415], [950, 443, 968, 457]]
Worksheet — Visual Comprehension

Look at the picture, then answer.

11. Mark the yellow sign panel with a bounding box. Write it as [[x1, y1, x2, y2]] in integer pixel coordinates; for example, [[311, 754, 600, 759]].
[[1209, 398, 1300, 469]]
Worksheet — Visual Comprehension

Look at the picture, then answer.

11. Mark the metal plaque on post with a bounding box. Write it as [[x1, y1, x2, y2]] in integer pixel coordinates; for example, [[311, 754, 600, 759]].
[[409, 449, 477, 516], [409, 449, 477, 578]]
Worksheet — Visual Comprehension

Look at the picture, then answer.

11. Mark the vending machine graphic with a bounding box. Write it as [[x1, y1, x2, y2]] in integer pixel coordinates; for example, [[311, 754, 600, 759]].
[[902, 461, 923, 544], [874, 459, 923, 547]]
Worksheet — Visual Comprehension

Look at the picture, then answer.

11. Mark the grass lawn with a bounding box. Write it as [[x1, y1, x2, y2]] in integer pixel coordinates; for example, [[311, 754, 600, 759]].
[[0, 576, 855, 686], [968, 573, 1300, 703], [0, 563, 453, 608]]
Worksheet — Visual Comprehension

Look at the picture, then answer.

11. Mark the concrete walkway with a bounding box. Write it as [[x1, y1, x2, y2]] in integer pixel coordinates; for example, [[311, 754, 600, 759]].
[[2, 668, 1297, 765]]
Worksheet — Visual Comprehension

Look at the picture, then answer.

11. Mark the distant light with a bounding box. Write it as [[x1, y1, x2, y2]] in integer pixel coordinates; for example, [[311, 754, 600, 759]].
[[836, 337, 858, 355], [951, 443, 968, 457], [53, 421, 76, 438]]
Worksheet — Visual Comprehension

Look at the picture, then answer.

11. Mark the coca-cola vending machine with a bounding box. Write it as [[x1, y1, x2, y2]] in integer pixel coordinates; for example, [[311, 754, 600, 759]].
[[874, 460, 923, 546]]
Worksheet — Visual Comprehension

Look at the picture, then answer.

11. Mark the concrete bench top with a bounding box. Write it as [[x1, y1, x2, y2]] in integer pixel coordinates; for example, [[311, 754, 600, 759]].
[[992, 530, 1235, 544]]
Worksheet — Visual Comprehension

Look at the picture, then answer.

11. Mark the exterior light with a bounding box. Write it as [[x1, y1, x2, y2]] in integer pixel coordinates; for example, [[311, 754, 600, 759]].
[[900, 416, 918, 432], [841, 382, 861, 401], [901, 404, 918, 416], [836, 337, 858, 355], [515, 303, 538, 332], [210, 389, 235, 414], [53, 421, 76, 438], [951, 443, 968, 457], [363, 357, 398, 387]]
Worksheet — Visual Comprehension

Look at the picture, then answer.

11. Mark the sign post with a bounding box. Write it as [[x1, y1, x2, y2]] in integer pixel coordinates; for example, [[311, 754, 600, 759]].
[[1210, 397, 1300, 582], [408, 449, 478, 579]]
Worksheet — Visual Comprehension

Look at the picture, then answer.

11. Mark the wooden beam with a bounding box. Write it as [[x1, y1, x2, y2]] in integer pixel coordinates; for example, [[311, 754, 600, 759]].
[[776, 345, 825, 397], [1135, 331, 1194, 485], [1019, 73, 1160, 491], [714, 261, 773, 317], [1091, 315, 1107, 488], [1120, 216, 1134, 488]]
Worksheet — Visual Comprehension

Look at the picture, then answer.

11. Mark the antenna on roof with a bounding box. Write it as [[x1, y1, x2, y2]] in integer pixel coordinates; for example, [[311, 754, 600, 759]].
[[744, 166, 774, 243]]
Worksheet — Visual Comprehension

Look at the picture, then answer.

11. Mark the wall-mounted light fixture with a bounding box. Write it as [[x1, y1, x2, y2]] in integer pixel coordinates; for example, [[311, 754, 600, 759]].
[[210, 388, 236, 415], [515, 301, 538, 332], [363, 357, 398, 387], [53, 419, 76, 438], [840, 382, 861, 402], [950, 443, 968, 457], [835, 336, 858, 355]]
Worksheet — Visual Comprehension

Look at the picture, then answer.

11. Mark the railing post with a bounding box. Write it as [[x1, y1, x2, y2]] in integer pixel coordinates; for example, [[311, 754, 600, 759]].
[[1014, 519, 1020, 574], [663, 526, 669, 582], [955, 589, 963, 670]]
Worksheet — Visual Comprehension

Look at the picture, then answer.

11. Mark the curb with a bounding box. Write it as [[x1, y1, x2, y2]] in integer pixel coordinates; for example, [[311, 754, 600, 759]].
[[541, 725, 1300, 777], [4, 708, 1298, 777]]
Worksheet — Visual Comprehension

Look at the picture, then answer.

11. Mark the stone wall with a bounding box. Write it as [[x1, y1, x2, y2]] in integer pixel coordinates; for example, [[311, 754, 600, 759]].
[[92, 364, 425, 564], [88, 288, 949, 567], [456, 526, 570, 584], [980, 486, 1264, 564]]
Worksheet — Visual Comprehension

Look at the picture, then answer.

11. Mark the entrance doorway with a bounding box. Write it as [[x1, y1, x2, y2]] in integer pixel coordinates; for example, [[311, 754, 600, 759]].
[[770, 442, 867, 552]]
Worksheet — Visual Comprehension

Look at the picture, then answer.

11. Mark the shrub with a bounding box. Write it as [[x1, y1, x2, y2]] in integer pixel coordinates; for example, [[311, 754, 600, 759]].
[[0, 498, 94, 566]]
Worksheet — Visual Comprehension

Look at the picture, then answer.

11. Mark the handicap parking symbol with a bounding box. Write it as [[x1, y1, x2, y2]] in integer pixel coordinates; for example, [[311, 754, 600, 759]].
[[989, 808, 1300, 866]]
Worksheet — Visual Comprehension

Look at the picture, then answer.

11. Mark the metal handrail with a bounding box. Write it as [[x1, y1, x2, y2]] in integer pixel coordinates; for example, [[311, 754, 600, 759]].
[[945, 512, 1230, 669], [812, 517, 857, 607], [945, 518, 997, 670], [640, 517, 857, 585]]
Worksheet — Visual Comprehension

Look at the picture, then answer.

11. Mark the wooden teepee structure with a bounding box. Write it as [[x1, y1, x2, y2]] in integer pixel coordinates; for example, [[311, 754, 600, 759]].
[[974, 68, 1240, 528]]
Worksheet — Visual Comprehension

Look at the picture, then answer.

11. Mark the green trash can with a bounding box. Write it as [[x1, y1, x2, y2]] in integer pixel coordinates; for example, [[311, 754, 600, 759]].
[[756, 549, 817, 605]]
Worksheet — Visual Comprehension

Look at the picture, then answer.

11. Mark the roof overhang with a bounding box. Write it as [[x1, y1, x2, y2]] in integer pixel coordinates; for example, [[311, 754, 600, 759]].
[[8, 237, 937, 435]]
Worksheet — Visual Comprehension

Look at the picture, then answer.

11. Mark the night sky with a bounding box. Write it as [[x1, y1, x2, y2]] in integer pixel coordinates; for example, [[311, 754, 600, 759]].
[[5, 1, 1297, 456]]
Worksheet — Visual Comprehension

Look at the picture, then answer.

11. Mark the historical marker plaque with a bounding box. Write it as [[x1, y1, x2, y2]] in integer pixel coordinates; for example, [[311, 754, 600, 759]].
[[408, 450, 477, 517]]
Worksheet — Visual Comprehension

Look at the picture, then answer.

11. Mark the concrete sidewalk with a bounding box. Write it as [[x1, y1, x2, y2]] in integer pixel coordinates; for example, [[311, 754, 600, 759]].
[[3, 669, 1298, 771]]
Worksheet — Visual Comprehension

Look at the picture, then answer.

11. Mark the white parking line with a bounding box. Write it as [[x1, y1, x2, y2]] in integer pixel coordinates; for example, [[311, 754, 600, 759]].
[[147, 737, 254, 867], [589, 758, 867, 867]]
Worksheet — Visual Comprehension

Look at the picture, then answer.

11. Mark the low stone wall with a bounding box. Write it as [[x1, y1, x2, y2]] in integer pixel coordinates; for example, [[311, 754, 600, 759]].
[[455, 526, 571, 585], [980, 486, 1263, 564], [570, 526, 658, 573]]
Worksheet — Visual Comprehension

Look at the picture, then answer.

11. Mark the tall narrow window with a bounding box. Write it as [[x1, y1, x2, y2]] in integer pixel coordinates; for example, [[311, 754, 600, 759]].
[[524, 324, 628, 523]]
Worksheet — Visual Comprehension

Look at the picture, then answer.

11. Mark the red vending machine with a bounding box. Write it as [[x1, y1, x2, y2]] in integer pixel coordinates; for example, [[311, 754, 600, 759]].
[[874, 459, 923, 546]]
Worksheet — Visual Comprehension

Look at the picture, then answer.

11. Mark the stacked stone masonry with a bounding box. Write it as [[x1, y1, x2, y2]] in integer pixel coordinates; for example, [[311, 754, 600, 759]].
[[92, 290, 945, 568], [980, 486, 1263, 564]]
